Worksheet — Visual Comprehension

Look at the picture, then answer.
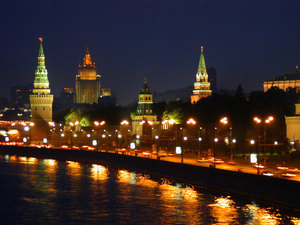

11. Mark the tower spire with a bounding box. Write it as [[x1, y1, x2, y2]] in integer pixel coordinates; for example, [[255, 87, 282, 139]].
[[38, 37, 44, 57], [34, 37, 49, 89], [197, 46, 207, 75], [190, 45, 212, 103], [82, 47, 94, 67]]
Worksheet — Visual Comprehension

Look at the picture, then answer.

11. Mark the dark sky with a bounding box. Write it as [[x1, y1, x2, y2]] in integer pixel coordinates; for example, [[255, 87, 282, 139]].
[[0, 0, 299, 105]]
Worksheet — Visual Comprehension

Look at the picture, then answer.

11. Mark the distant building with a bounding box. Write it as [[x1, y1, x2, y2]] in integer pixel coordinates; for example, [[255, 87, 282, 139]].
[[263, 66, 300, 92], [74, 48, 101, 104], [98, 88, 116, 108], [191, 46, 212, 104], [132, 79, 159, 136], [11, 84, 33, 108], [286, 96, 300, 142], [29, 38, 54, 144]]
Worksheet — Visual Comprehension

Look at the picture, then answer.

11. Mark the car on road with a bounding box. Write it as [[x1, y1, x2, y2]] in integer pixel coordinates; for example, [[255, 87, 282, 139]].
[[262, 171, 274, 177], [281, 172, 297, 178], [253, 163, 266, 169]]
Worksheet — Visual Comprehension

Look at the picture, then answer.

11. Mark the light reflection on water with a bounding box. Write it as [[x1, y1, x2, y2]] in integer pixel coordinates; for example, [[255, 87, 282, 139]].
[[0, 154, 299, 225]]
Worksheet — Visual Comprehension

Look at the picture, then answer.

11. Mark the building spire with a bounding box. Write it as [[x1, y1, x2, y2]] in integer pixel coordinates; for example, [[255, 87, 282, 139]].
[[140, 77, 150, 94], [82, 47, 94, 67], [197, 46, 207, 75], [38, 37, 44, 57], [34, 37, 49, 88]]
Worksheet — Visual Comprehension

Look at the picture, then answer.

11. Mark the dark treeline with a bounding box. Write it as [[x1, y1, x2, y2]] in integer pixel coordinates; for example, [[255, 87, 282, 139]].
[[54, 86, 299, 153]]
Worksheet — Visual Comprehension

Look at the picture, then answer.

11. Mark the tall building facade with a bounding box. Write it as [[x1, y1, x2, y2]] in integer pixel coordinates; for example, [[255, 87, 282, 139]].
[[132, 79, 159, 136], [29, 38, 53, 144], [74, 49, 101, 104], [191, 46, 212, 104]]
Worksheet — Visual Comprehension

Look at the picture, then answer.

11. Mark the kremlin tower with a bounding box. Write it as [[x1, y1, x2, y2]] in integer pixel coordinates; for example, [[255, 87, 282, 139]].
[[29, 38, 54, 144], [190, 46, 212, 103], [74, 48, 101, 104], [132, 78, 159, 136]]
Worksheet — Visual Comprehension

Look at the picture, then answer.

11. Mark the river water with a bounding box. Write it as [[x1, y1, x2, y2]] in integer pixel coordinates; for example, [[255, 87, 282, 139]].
[[0, 154, 299, 225]]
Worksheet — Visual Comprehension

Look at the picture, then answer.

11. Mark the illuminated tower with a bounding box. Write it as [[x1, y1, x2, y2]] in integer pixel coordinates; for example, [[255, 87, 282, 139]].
[[132, 78, 159, 136], [190, 46, 212, 103], [75, 48, 101, 104], [29, 38, 54, 144]]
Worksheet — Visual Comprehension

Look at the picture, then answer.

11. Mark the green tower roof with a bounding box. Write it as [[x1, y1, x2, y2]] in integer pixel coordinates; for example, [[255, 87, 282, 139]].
[[34, 37, 49, 85], [38, 37, 44, 57], [197, 46, 207, 75], [140, 78, 151, 94]]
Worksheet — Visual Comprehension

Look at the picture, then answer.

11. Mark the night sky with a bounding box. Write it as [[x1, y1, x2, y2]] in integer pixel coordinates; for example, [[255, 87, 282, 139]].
[[0, 0, 299, 105]]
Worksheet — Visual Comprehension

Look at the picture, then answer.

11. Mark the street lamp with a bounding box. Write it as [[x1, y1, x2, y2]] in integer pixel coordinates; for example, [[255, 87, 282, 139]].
[[213, 138, 218, 167], [254, 116, 274, 154], [69, 121, 79, 150], [198, 137, 202, 159], [154, 135, 160, 159], [220, 116, 233, 160], [94, 120, 105, 152], [253, 115, 274, 174]]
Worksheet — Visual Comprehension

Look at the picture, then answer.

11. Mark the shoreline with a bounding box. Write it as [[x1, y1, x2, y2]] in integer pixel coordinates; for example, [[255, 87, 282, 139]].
[[0, 145, 299, 212]]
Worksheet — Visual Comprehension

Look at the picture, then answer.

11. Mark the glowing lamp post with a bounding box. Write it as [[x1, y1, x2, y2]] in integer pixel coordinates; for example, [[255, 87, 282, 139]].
[[94, 120, 105, 152], [213, 138, 218, 167], [198, 137, 202, 159], [69, 121, 79, 150], [253, 116, 274, 174]]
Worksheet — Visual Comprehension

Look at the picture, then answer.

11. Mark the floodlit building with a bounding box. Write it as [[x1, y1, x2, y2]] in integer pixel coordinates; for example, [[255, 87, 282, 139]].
[[132, 79, 159, 136], [285, 96, 300, 142], [74, 48, 101, 104], [263, 66, 300, 92], [29, 38, 53, 144], [191, 46, 212, 104]]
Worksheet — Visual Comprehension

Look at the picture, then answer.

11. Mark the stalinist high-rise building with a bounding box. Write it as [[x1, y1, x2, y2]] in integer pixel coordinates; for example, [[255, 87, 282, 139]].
[[190, 46, 212, 104], [29, 38, 54, 144], [74, 49, 101, 104]]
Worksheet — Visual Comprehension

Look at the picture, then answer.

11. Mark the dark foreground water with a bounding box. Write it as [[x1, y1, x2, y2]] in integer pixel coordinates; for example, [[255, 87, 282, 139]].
[[0, 155, 299, 225]]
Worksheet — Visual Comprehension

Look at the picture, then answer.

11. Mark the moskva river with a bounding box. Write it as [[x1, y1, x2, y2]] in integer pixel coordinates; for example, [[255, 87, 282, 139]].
[[0, 154, 299, 225]]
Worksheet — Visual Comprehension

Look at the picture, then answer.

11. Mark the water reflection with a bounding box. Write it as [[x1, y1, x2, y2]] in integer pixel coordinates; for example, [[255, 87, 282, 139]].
[[209, 197, 239, 224], [91, 164, 108, 180], [0, 155, 299, 225]]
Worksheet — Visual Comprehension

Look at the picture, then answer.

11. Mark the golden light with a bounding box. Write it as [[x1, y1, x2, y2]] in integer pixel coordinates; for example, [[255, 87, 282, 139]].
[[8, 129, 19, 135], [28, 157, 37, 164], [29, 122, 35, 127], [140, 120, 145, 125], [46, 159, 56, 166], [67, 161, 81, 169], [94, 121, 105, 126], [118, 170, 132, 183], [181, 186, 198, 202], [265, 116, 274, 124], [148, 121, 153, 125], [186, 118, 196, 125], [120, 120, 129, 125], [169, 119, 175, 125], [48, 121, 55, 127], [254, 117, 261, 124], [220, 117, 228, 125], [91, 164, 108, 180]]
